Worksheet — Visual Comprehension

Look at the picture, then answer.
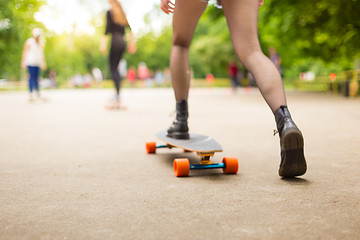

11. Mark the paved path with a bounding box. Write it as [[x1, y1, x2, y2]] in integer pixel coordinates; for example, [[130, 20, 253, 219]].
[[0, 88, 359, 239]]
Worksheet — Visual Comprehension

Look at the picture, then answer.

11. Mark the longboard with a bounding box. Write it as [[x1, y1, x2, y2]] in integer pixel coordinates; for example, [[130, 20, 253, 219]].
[[146, 131, 238, 177], [29, 97, 49, 103], [104, 102, 127, 111]]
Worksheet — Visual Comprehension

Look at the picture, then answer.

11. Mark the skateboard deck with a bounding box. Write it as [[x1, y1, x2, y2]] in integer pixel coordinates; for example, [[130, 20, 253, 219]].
[[156, 131, 223, 153], [29, 97, 49, 103], [104, 102, 127, 111], [146, 131, 238, 177]]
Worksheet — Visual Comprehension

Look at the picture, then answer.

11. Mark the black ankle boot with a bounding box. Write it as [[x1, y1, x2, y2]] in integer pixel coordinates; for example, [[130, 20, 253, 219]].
[[167, 100, 189, 139], [275, 105, 307, 177]]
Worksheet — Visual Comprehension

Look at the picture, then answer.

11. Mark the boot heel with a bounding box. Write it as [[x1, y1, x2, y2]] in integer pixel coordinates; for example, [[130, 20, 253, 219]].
[[282, 130, 304, 151], [279, 148, 307, 177], [275, 106, 307, 177]]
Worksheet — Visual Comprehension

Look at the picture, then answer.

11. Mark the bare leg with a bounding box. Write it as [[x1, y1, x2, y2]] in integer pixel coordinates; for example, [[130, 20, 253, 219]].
[[171, 0, 207, 101], [166, 0, 207, 139], [222, 0, 286, 113], [221, 0, 306, 177]]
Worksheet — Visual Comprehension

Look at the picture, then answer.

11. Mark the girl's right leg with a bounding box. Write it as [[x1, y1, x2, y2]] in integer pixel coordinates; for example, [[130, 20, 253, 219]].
[[167, 0, 207, 139], [170, 0, 207, 101]]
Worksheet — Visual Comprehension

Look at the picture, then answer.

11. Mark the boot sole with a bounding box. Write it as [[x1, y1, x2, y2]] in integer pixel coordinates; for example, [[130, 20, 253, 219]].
[[167, 132, 190, 139], [279, 130, 307, 177]]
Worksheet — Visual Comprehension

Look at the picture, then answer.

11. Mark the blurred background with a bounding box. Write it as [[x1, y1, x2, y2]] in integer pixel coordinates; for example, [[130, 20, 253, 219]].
[[0, 0, 359, 96]]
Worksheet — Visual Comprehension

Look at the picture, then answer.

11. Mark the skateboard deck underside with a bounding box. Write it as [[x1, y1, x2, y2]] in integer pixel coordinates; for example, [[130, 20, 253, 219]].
[[156, 131, 223, 153]]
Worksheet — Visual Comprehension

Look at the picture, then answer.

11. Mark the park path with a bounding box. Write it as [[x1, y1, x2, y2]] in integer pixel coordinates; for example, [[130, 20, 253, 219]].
[[0, 88, 359, 239]]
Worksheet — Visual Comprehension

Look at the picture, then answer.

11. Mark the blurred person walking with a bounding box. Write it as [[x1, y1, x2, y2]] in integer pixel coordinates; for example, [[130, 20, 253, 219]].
[[126, 66, 137, 87], [92, 67, 103, 88], [269, 46, 282, 77], [100, 0, 136, 109], [160, 0, 306, 177], [228, 60, 240, 92], [21, 28, 46, 101]]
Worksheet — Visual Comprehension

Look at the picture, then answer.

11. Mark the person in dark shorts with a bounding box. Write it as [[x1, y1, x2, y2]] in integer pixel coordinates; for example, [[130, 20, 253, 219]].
[[160, 0, 307, 178], [100, 0, 135, 109]]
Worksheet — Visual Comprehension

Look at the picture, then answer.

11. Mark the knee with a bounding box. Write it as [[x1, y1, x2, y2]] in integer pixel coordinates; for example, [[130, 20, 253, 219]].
[[236, 47, 263, 67], [172, 34, 191, 49]]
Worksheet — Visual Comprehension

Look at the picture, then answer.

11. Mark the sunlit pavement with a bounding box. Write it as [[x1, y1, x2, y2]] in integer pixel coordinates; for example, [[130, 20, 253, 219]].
[[1, 88, 359, 239]]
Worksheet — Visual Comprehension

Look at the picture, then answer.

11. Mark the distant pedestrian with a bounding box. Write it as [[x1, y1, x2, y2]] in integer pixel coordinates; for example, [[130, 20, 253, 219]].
[[48, 69, 57, 88], [269, 46, 283, 76], [146, 70, 154, 87], [163, 68, 172, 87], [118, 59, 127, 79], [126, 66, 137, 86], [138, 62, 149, 81], [73, 74, 84, 87], [92, 67, 103, 88], [84, 73, 93, 88], [155, 69, 165, 86], [21, 28, 46, 101], [228, 60, 239, 91]]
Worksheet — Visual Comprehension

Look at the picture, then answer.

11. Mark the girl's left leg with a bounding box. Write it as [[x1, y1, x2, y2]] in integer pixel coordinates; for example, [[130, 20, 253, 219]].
[[222, 0, 285, 113], [221, 0, 306, 177]]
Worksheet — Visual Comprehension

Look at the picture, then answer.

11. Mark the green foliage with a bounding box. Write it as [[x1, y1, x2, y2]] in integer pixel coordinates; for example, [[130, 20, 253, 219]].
[[124, 6, 235, 78], [124, 5, 236, 78], [203, 0, 360, 78], [124, 25, 172, 71], [190, 8, 234, 77], [44, 26, 108, 83], [0, 0, 45, 80], [3, 1, 359, 82], [259, 0, 360, 77], [264, 0, 360, 61]]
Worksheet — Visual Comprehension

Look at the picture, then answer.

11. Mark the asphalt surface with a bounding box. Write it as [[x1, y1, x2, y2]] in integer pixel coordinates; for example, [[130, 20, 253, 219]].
[[1, 88, 359, 240]]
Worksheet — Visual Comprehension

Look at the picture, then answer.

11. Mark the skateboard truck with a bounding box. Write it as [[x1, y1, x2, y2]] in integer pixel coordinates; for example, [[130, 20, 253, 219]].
[[146, 142, 238, 177], [198, 152, 213, 165]]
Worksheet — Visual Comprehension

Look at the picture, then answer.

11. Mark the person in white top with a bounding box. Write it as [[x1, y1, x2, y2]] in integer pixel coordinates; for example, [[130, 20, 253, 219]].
[[21, 28, 46, 101]]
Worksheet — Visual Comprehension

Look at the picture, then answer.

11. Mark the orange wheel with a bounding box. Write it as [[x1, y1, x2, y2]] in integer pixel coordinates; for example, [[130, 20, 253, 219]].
[[222, 157, 239, 174], [173, 158, 190, 177], [146, 142, 157, 154]]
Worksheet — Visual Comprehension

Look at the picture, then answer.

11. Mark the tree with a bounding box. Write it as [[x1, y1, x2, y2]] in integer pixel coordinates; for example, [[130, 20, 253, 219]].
[[43, 20, 108, 84], [203, 0, 360, 78], [124, 26, 172, 72], [190, 8, 234, 77], [0, 0, 45, 80], [264, 0, 360, 64]]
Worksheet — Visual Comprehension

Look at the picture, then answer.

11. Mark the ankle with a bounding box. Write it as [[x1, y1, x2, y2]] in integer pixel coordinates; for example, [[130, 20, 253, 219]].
[[275, 105, 300, 136]]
